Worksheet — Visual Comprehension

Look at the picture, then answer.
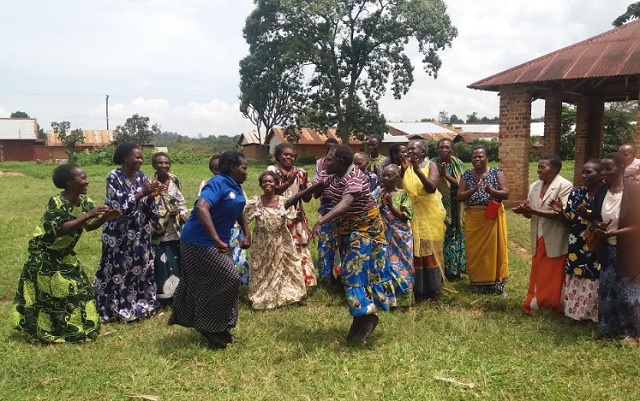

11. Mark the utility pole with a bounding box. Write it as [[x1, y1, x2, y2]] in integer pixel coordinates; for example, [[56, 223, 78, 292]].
[[106, 95, 110, 130]]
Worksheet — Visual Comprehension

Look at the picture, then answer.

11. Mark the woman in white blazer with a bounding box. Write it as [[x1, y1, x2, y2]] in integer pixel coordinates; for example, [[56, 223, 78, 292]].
[[513, 154, 573, 315]]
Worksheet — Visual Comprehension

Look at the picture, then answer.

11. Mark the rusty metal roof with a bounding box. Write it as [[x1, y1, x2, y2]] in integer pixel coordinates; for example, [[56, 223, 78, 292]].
[[469, 19, 640, 91], [270, 127, 363, 145], [46, 130, 115, 146]]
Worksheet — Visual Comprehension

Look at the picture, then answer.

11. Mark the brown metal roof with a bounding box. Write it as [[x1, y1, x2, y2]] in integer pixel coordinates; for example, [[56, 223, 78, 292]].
[[469, 19, 640, 91], [46, 130, 115, 146], [270, 127, 363, 145]]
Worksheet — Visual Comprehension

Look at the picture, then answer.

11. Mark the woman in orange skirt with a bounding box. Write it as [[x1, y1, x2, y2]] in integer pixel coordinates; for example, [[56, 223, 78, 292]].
[[513, 154, 573, 315]]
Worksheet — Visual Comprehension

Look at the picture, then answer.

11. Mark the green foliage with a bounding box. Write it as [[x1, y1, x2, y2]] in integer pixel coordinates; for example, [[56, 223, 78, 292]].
[[450, 139, 499, 162], [297, 154, 317, 165], [51, 121, 84, 162], [602, 101, 636, 154], [613, 1, 640, 26], [449, 114, 463, 124], [238, 45, 304, 144], [242, 0, 457, 143], [10, 111, 30, 118], [113, 114, 160, 146], [560, 104, 577, 160], [438, 110, 449, 124]]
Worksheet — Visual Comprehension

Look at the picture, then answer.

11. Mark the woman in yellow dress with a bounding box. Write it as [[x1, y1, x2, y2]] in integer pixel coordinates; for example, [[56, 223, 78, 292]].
[[401, 140, 448, 300]]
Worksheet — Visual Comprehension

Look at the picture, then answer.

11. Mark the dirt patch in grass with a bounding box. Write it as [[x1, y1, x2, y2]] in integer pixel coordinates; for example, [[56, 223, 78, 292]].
[[0, 171, 25, 177]]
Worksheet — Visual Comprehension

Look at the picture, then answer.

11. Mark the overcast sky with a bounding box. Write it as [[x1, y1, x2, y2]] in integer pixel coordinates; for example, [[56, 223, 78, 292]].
[[0, 0, 633, 137]]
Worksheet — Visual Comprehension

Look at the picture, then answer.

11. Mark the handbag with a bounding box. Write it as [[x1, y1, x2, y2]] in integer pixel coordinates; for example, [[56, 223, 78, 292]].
[[484, 200, 500, 220]]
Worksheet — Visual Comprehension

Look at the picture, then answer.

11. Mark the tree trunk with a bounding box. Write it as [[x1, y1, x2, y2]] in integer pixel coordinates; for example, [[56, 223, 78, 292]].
[[337, 119, 350, 144]]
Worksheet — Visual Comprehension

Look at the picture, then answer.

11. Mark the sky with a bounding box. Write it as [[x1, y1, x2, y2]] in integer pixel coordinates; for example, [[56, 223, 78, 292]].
[[0, 0, 634, 137]]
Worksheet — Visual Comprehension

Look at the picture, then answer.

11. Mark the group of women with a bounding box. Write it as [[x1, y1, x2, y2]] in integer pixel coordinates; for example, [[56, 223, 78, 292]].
[[11, 138, 640, 348], [514, 152, 640, 343]]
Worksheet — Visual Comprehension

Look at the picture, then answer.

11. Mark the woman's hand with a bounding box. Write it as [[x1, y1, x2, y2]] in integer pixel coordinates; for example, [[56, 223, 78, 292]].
[[310, 221, 323, 241], [103, 208, 122, 222], [240, 233, 251, 249], [438, 162, 447, 177], [284, 198, 297, 209], [548, 197, 564, 214], [593, 220, 613, 238], [144, 181, 166, 197], [215, 240, 229, 253], [512, 201, 531, 214], [87, 205, 110, 219]]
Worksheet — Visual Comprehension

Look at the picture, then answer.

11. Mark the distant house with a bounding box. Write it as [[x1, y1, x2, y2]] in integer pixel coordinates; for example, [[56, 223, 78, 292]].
[[45, 129, 115, 161], [237, 131, 268, 160], [0, 118, 41, 162], [267, 127, 364, 160]]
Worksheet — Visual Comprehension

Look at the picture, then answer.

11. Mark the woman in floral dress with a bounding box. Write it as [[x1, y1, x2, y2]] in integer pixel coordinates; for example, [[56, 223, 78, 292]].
[[287, 145, 407, 345], [13, 164, 119, 343], [245, 171, 306, 310], [550, 159, 602, 322], [94, 142, 164, 322], [374, 164, 415, 306], [432, 138, 467, 280], [268, 143, 316, 286]]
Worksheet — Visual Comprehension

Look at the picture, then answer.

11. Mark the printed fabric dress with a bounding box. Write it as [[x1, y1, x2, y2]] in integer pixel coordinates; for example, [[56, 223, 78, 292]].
[[432, 156, 467, 278], [244, 196, 307, 310], [561, 187, 600, 322], [150, 173, 187, 300], [267, 165, 317, 286], [373, 187, 415, 306], [13, 194, 100, 343], [314, 170, 341, 280], [93, 169, 159, 322]]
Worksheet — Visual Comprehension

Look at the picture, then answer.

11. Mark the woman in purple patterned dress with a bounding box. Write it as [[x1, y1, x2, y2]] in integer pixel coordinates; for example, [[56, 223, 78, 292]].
[[93, 143, 164, 322]]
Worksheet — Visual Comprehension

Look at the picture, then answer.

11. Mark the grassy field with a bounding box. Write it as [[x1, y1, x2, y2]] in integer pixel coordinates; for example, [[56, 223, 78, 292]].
[[1, 159, 639, 401]]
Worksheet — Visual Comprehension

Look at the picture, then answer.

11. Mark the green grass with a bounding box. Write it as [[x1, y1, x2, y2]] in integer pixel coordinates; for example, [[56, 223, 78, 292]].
[[0, 159, 638, 401]]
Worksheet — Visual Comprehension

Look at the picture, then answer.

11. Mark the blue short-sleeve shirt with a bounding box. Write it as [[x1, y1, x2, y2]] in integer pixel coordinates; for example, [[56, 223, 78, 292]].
[[180, 174, 246, 247]]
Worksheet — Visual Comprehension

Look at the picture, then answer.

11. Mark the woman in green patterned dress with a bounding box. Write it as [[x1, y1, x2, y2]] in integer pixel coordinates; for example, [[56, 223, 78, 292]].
[[13, 164, 120, 343]]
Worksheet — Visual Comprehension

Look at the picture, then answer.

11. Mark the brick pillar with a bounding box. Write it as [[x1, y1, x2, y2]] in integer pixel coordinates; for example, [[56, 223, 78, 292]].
[[636, 87, 640, 149], [543, 96, 562, 156], [574, 96, 604, 185], [498, 87, 531, 205]]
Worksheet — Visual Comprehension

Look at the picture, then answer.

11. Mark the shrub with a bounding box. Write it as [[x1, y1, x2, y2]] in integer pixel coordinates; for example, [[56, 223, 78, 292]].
[[297, 155, 317, 165]]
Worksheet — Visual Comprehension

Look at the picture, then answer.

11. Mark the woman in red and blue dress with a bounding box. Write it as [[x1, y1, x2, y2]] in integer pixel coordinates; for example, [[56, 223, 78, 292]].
[[287, 145, 407, 345]]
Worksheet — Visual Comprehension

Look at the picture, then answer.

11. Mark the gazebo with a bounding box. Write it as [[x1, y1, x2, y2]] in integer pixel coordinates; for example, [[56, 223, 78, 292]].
[[469, 19, 640, 203]]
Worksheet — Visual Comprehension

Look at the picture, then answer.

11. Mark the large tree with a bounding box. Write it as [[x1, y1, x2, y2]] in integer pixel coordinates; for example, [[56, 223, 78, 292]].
[[113, 114, 160, 146], [241, 0, 457, 143], [613, 2, 640, 26], [51, 121, 84, 162], [238, 46, 305, 148]]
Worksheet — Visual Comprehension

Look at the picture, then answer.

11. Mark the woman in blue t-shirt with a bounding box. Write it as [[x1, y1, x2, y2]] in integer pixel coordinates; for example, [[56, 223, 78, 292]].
[[169, 151, 251, 349]]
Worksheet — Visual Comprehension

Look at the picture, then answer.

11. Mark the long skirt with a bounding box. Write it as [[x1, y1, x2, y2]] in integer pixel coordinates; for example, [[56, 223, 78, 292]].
[[522, 237, 566, 315], [561, 275, 599, 322], [384, 221, 415, 306], [598, 244, 640, 338], [341, 232, 408, 316], [153, 240, 181, 299], [444, 224, 467, 278], [287, 214, 317, 286], [230, 223, 250, 285], [13, 251, 100, 343], [169, 242, 240, 334], [317, 220, 341, 279], [464, 205, 509, 293]]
